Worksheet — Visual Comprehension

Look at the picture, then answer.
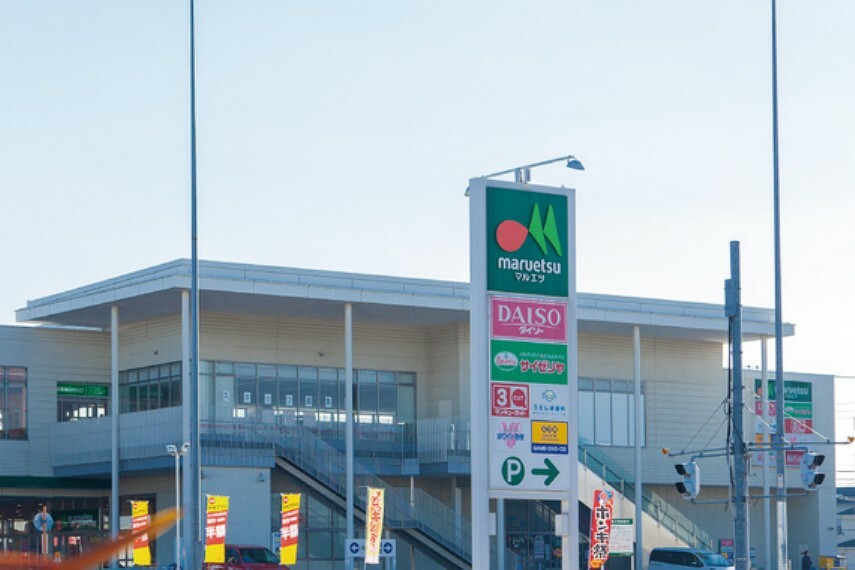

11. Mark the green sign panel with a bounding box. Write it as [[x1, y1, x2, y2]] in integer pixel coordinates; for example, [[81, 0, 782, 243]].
[[57, 383, 109, 399], [490, 339, 568, 385], [784, 402, 812, 419], [754, 379, 812, 403], [486, 187, 568, 296]]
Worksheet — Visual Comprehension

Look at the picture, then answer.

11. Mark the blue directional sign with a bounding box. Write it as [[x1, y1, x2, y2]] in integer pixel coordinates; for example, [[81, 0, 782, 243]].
[[345, 539, 396, 559]]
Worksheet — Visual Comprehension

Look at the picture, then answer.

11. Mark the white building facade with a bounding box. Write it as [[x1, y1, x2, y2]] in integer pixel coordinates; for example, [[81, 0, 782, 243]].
[[0, 259, 837, 569]]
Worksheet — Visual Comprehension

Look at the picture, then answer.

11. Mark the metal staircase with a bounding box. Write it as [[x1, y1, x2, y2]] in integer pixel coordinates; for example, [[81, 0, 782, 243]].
[[204, 420, 475, 568], [201, 418, 711, 568]]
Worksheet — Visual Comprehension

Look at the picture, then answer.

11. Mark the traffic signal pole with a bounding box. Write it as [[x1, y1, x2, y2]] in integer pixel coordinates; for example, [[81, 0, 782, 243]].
[[725, 241, 750, 570]]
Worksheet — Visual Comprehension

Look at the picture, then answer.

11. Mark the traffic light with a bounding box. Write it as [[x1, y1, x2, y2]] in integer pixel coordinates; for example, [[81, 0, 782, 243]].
[[799, 452, 826, 490], [674, 461, 700, 500]]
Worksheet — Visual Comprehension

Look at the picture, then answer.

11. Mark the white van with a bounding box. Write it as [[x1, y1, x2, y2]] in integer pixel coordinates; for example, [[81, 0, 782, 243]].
[[649, 548, 734, 570]]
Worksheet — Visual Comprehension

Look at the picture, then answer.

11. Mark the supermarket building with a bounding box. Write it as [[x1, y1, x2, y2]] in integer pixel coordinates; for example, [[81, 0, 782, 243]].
[[0, 259, 838, 569]]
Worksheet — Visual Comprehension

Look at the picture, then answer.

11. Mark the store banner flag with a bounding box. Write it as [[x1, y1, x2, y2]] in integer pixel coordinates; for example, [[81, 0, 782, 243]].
[[204, 495, 230, 564], [280, 493, 301, 565], [365, 487, 385, 564], [588, 489, 614, 570], [131, 500, 151, 566]]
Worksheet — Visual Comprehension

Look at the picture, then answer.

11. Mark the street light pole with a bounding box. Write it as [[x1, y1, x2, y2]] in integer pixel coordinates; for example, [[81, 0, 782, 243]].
[[167, 443, 191, 570], [186, 0, 202, 568], [770, 2, 789, 569]]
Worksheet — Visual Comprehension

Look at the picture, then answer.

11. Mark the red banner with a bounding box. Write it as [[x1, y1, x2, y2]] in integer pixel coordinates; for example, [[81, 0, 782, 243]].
[[588, 489, 614, 570]]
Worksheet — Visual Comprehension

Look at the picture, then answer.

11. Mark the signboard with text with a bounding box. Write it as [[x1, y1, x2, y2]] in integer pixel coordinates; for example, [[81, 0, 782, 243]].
[[486, 186, 569, 296], [753, 379, 815, 467], [204, 495, 229, 564], [471, 178, 577, 500], [609, 519, 634, 556]]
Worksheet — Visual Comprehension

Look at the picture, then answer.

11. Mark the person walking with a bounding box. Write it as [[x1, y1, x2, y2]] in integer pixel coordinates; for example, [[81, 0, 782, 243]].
[[802, 550, 813, 570]]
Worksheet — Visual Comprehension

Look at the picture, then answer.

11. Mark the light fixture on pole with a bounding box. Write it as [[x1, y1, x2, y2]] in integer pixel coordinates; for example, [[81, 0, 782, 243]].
[[167, 442, 191, 570], [465, 154, 584, 196], [484, 154, 585, 184]]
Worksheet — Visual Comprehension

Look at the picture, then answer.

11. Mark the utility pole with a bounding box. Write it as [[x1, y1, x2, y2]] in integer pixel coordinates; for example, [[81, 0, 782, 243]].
[[725, 241, 750, 570]]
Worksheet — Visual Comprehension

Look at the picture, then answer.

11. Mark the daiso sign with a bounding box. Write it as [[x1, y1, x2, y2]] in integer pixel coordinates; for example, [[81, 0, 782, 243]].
[[491, 297, 567, 342]]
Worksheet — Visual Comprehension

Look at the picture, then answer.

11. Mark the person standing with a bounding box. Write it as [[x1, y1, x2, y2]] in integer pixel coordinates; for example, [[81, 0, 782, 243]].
[[802, 550, 812, 570]]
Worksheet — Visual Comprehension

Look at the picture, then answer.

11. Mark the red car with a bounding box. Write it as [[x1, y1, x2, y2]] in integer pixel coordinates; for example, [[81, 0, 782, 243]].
[[205, 545, 287, 570]]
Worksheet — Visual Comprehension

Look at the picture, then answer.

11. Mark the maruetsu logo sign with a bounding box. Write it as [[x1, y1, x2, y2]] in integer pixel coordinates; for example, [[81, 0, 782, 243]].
[[487, 187, 569, 297]]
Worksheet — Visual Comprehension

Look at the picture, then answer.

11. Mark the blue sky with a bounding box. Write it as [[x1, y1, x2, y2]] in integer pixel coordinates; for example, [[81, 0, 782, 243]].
[[2, 1, 853, 388]]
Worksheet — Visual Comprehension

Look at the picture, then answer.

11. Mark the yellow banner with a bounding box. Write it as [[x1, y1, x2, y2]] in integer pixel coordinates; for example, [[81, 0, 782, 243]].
[[280, 494, 301, 565], [204, 495, 230, 563], [130, 501, 151, 566], [365, 487, 385, 564]]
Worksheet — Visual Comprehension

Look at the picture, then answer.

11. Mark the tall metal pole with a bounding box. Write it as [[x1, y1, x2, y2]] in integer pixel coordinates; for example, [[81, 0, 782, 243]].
[[345, 303, 355, 570], [771, 2, 789, 568], [110, 306, 119, 569], [727, 241, 749, 570], [174, 451, 182, 570], [633, 325, 643, 570], [187, 0, 201, 568], [762, 338, 772, 570]]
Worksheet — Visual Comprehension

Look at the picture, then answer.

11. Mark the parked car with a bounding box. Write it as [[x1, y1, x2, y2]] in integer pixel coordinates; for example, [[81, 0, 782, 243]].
[[649, 547, 734, 570], [204, 544, 287, 570]]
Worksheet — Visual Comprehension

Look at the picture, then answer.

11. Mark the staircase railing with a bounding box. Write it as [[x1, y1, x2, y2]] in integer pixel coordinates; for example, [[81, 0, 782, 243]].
[[202, 416, 711, 561], [578, 443, 712, 549], [418, 417, 712, 550], [202, 419, 472, 561]]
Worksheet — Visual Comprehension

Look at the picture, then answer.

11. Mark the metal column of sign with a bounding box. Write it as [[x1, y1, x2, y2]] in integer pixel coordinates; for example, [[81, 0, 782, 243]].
[[469, 179, 491, 569], [726, 241, 749, 570], [469, 178, 578, 570]]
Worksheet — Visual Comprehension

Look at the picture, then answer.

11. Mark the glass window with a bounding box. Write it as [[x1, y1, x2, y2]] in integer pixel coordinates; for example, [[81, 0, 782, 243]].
[[579, 377, 645, 447], [612, 393, 629, 446], [397, 385, 415, 424], [307, 496, 330, 527], [278, 366, 298, 415], [0, 367, 27, 439], [307, 530, 333, 559], [357, 371, 377, 421], [118, 362, 182, 414], [299, 367, 318, 415], [594, 392, 611, 445], [197, 361, 416, 426], [578, 392, 594, 444], [236, 366, 257, 420], [57, 383, 109, 422]]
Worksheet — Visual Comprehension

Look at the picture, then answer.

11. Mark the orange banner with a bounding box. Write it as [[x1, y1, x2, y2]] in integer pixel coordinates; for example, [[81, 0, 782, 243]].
[[365, 487, 385, 564], [204, 495, 229, 564], [131, 501, 151, 566], [280, 494, 301, 565]]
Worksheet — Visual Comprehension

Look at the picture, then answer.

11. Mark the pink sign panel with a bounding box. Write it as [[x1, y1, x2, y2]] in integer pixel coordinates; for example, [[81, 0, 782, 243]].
[[491, 297, 567, 342]]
